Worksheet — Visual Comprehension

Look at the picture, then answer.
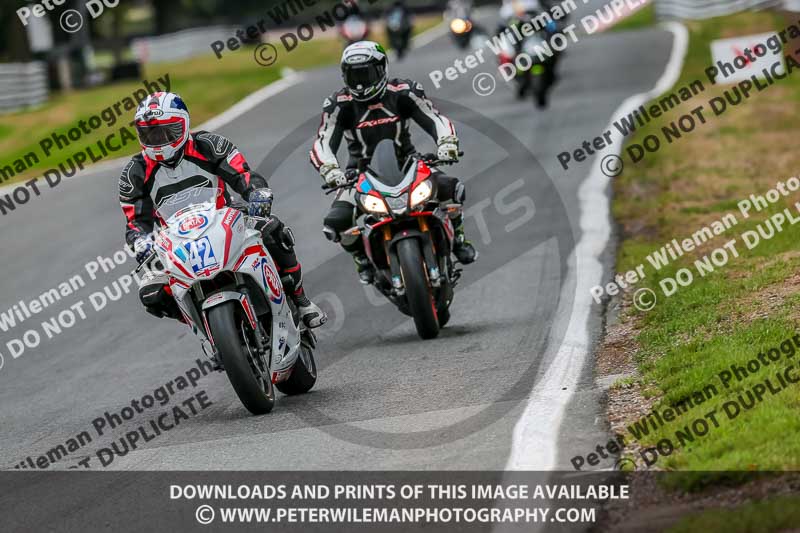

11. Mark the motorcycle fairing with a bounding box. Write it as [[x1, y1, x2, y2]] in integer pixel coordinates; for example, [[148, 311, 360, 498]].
[[157, 205, 300, 375], [356, 160, 435, 217]]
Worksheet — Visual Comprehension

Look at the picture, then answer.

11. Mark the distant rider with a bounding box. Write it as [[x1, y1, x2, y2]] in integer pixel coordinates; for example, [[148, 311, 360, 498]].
[[385, 0, 413, 59], [309, 41, 477, 284], [119, 91, 326, 328]]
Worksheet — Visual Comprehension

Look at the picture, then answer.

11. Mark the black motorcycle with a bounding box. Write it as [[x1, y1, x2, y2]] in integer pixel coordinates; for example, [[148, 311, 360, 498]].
[[322, 140, 464, 340], [498, 31, 557, 108], [497, 15, 561, 108], [447, 0, 485, 50], [386, 3, 412, 59]]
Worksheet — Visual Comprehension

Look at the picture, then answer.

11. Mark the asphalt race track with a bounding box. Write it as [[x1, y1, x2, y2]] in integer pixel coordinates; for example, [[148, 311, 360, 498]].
[[0, 5, 674, 472]]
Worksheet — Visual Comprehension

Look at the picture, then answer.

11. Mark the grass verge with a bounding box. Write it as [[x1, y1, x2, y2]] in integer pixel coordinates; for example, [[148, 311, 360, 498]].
[[667, 495, 800, 532], [0, 16, 441, 185], [608, 2, 656, 32], [609, 9, 800, 479]]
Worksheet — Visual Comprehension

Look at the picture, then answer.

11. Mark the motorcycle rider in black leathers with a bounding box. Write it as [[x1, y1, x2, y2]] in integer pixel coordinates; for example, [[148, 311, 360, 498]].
[[309, 41, 476, 284], [497, 0, 565, 90], [385, 1, 413, 60], [120, 91, 326, 328]]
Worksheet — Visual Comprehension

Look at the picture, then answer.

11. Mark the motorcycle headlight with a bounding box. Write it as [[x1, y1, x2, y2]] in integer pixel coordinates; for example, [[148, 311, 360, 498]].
[[360, 194, 388, 214], [386, 193, 409, 213], [450, 18, 469, 34], [410, 180, 433, 208]]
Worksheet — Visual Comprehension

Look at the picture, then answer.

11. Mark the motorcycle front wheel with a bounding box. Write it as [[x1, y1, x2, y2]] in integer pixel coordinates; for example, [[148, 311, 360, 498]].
[[531, 71, 549, 108], [397, 239, 440, 339], [207, 302, 275, 415]]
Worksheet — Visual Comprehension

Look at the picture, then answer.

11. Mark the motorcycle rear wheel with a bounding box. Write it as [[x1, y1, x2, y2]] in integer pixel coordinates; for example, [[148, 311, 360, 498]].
[[531, 73, 549, 108], [398, 239, 440, 339], [207, 302, 275, 415]]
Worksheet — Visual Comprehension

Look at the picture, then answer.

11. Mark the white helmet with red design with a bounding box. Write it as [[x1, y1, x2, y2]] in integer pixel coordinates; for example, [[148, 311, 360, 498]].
[[134, 92, 190, 163]]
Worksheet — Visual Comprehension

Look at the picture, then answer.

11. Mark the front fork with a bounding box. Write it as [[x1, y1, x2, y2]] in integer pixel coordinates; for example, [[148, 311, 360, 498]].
[[417, 217, 442, 288], [384, 218, 442, 296]]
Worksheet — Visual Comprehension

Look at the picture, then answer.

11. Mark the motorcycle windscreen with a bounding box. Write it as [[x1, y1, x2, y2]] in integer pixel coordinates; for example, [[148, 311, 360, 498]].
[[368, 139, 406, 189], [155, 186, 223, 223]]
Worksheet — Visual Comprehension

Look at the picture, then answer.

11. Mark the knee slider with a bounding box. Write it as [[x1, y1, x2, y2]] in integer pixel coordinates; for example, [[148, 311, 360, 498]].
[[279, 225, 295, 251], [138, 282, 178, 318], [454, 182, 466, 204], [324, 200, 356, 233], [139, 282, 168, 308], [322, 225, 340, 243]]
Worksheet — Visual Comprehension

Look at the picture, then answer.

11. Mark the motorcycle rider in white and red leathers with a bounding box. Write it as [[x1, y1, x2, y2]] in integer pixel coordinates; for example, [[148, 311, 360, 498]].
[[310, 41, 476, 284], [120, 91, 326, 328]]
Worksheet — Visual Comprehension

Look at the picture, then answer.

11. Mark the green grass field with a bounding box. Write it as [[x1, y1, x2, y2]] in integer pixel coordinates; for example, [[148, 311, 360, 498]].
[[611, 9, 800, 480], [667, 495, 800, 532], [0, 16, 441, 184], [608, 2, 656, 32]]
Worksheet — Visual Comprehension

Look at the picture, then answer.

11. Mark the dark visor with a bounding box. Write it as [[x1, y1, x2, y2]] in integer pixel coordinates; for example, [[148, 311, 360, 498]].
[[344, 64, 384, 90], [136, 121, 185, 147]]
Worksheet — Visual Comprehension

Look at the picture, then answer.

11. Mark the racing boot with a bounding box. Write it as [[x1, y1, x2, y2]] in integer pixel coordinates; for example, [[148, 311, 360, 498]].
[[452, 218, 477, 264], [138, 269, 183, 320], [292, 287, 327, 329], [353, 252, 375, 285]]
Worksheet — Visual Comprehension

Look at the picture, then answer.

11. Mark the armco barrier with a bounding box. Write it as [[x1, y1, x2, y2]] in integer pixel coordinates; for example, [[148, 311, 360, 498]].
[[655, 0, 781, 19], [0, 62, 49, 113]]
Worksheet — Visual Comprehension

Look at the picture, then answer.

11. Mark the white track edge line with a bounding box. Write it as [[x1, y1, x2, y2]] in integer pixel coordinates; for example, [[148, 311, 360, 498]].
[[504, 21, 689, 471]]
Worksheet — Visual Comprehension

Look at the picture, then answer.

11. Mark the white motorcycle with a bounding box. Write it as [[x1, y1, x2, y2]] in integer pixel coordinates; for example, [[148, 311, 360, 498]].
[[140, 187, 317, 415], [339, 14, 370, 47]]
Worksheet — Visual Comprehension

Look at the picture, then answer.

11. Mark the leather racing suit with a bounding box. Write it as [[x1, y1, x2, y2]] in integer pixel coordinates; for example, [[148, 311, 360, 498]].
[[119, 131, 310, 320], [309, 78, 466, 254]]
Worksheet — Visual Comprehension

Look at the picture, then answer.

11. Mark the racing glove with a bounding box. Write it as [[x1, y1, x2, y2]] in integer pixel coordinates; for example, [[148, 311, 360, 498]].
[[437, 136, 460, 162], [133, 234, 155, 265], [321, 164, 348, 187], [248, 188, 274, 218]]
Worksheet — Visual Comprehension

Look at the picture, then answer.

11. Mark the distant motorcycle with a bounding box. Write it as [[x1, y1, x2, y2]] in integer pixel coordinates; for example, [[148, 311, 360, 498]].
[[446, 0, 486, 50], [386, 4, 413, 59], [340, 14, 370, 47], [323, 140, 463, 340], [497, 30, 556, 108], [139, 187, 318, 415]]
